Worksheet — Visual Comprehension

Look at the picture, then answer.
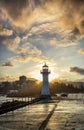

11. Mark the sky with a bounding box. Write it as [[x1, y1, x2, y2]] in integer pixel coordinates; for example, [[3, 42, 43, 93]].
[[0, 0, 84, 82]]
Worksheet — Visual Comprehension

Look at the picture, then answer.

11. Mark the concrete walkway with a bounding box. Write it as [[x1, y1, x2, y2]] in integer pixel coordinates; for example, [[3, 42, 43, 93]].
[[45, 100, 84, 130]]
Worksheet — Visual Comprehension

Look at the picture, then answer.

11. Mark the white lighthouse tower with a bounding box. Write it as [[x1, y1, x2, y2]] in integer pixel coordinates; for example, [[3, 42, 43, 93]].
[[40, 63, 51, 99]]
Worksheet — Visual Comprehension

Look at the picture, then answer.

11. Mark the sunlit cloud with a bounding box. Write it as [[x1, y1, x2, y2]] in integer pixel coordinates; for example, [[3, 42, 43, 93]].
[[16, 42, 42, 55], [50, 38, 57, 46], [28, 22, 80, 47], [2, 36, 21, 52], [78, 48, 84, 54], [0, 0, 83, 58], [0, 0, 84, 38], [0, 25, 13, 36], [0, 0, 84, 81], [1, 61, 14, 67]]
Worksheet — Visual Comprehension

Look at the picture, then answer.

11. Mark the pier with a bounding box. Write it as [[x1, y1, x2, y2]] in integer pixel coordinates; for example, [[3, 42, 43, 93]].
[[0, 95, 84, 130], [0, 97, 41, 115], [0, 98, 60, 130]]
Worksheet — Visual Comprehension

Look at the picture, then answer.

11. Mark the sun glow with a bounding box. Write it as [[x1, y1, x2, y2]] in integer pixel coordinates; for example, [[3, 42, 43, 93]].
[[32, 66, 59, 81], [49, 71, 59, 81]]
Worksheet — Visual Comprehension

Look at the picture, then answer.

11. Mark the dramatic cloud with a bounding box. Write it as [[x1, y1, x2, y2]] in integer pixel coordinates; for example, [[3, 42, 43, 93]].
[[12, 42, 43, 63], [78, 48, 84, 54], [0, 0, 84, 48], [0, 0, 84, 33], [28, 23, 77, 47], [1, 61, 14, 67], [70, 67, 84, 75], [0, 0, 84, 81], [2, 36, 21, 52], [16, 42, 42, 55], [0, 25, 13, 36], [0, 0, 36, 29], [16, 42, 57, 65], [2, 36, 56, 65]]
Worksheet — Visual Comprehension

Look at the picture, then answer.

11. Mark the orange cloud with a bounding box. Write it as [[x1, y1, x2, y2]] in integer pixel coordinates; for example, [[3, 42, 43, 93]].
[[0, 0, 84, 32], [0, 0, 84, 47], [1, 61, 14, 67], [2, 36, 21, 51], [0, 25, 13, 36], [78, 48, 84, 54]]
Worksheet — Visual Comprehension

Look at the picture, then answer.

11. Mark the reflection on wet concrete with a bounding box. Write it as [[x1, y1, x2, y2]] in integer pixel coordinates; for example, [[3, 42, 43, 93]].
[[46, 100, 84, 130], [0, 94, 84, 130], [0, 103, 55, 130]]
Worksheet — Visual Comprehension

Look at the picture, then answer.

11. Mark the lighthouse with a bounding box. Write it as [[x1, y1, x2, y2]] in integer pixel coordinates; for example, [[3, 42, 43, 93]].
[[40, 63, 51, 99]]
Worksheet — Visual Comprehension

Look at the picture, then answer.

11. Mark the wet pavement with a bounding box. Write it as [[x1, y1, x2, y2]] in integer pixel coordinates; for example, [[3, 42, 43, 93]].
[[0, 103, 55, 130], [46, 100, 84, 130], [0, 94, 84, 130]]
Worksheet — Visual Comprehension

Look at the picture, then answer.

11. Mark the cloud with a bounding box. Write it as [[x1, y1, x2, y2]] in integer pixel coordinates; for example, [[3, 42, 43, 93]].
[[0, 0, 84, 33], [1, 61, 14, 67], [16, 42, 57, 65], [12, 42, 43, 63], [4, 41, 57, 67], [78, 48, 84, 54], [0, 0, 83, 82], [0, 25, 13, 36], [16, 42, 42, 55], [2, 40, 54, 64], [2, 34, 56, 65], [12, 55, 46, 63], [70, 67, 84, 75], [0, 0, 36, 29], [0, 0, 84, 48], [28, 23, 78, 47], [2, 36, 21, 52], [0, 75, 16, 81], [50, 38, 57, 46]]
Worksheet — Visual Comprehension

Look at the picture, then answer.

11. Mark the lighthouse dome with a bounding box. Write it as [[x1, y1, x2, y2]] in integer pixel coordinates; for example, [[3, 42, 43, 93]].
[[43, 63, 48, 67], [43, 63, 48, 69]]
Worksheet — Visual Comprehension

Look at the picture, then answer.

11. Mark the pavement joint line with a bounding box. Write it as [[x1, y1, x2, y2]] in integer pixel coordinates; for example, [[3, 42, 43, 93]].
[[38, 104, 57, 130]]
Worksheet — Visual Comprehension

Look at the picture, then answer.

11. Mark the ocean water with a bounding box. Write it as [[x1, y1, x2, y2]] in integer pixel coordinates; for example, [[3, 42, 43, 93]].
[[0, 94, 84, 130]]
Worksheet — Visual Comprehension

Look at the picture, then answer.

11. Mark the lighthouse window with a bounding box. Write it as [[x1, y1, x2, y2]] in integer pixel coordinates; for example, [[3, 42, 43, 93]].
[[43, 67, 48, 69]]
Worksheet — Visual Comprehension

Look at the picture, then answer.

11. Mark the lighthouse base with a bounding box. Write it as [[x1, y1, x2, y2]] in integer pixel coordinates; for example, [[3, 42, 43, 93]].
[[40, 95, 51, 100]]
